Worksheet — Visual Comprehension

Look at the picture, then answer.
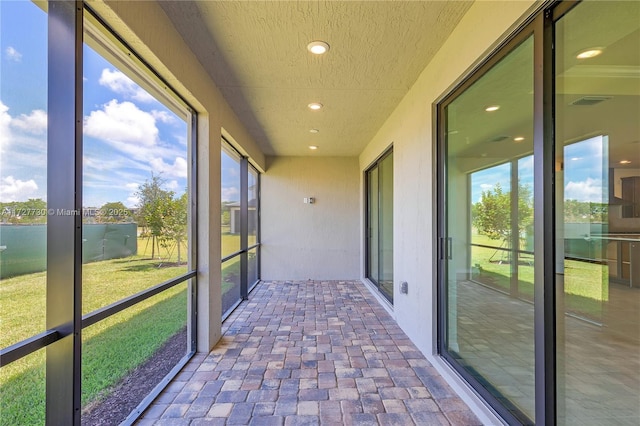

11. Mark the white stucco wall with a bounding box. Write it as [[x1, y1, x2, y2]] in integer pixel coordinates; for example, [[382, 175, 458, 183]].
[[358, 0, 538, 423], [261, 156, 360, 280]]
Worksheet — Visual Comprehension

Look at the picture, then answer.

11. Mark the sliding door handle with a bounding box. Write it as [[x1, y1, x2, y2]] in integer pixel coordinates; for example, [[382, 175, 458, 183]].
[[439, 237, 453, 260]]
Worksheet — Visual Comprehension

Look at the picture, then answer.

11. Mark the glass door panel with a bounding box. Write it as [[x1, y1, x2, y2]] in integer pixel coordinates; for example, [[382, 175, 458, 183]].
[[555, 2, 640, 423], [378, 152, 394, 301], [367, 166, 380, 285], [366, 150, 393, 302], [443, 36, 535, 423]]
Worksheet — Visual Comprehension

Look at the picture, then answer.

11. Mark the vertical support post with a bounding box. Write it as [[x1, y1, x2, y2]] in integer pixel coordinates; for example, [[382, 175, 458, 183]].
[[240, 157, 248, 299], [188, 112, 198, 353], [46, 1, 83, 424], [256, 172, 261, 284], [533, 9, 556, 426]]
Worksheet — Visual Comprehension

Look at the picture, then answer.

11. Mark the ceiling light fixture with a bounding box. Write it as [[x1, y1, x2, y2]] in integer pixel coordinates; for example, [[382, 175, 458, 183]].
[[308, 102, 323, 110], [309, 145, 318, 150], [514, 136, 525, 142], [309, 129, 319, 134], [485, 105, 500, 112], [576, 48, 603, 59], [307, 41, 330, 55], [620, 160, 632, 164]]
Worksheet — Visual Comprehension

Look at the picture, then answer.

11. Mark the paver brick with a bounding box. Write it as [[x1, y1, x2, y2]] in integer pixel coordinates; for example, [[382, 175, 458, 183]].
[[141, 281, 477, 425]]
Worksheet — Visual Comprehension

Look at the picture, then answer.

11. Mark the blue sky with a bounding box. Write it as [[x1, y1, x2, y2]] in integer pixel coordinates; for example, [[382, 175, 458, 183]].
[[470, 136, 607, 205], [471, 156, 534, 204], [221, 150, 240, 203], [563, 135, 608, 203], [1, 1, 189, 208]]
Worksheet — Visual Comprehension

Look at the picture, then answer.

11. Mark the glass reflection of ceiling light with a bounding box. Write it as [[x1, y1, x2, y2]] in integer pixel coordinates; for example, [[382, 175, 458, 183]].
[[309, 129, 319, 134], [576, 48, 603, 59], [308, 102, 323, 110], [571, 157, 581, 161], [620, 160, 632, 164], [514, 136, 525, 142], [485, 105, 500, 112], [307, 41, 330, 55], [309, 145, 318, 150]]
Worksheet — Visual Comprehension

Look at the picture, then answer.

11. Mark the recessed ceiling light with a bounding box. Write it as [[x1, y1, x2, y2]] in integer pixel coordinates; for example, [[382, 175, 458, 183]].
[[485, 105, 500, 112], [307, 41, 330, 55], [309, 145, 318, 150], [514, 136, 525, 142], [576, 48, 603, 59], [620, 160, 632, 164], [309, 129, 319, 134], [308, 102, 323, 110]]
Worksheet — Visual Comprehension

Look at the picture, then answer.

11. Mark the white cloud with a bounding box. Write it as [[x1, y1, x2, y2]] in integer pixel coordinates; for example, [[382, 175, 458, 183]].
[[0, 176, 38, 202], [222, 186, 239, 202], [565, 178, 605, 203], [480, 183, 493, 191], [0, 102, 48, 161], [84, 99, 159, 153], [98, 68, 155, 103], [151, 110, 176, 124], [126, 196, 140, 208], [124, 182, 141, 207], [0, 102, 12, 153], [11, 109, 47, 135], [166, 180, 179, 191], [6, 46, 22, 62], [149, 157, 188, 178]]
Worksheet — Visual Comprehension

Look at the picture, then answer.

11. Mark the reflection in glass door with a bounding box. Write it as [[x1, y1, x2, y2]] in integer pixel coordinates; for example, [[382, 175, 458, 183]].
[[555, 2, 640, 423], [441, 36, 535, 424]]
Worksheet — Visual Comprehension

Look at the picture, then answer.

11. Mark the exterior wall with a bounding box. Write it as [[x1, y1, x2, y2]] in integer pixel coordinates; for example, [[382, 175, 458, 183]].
[[262, 156, 360, 280], [358, 0, 538, 423], [94, 0, 265, 352]]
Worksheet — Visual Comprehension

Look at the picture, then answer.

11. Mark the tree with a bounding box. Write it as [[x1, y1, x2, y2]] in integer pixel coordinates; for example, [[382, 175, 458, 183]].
[[135, 174, 173, 259], [564, 199, 607, 223], [97, 201, 131, 223], [0, 198, 47, 224], [159, 192, 188, 264], [473, 182, 533, 244], [221, 201, 232, 228]]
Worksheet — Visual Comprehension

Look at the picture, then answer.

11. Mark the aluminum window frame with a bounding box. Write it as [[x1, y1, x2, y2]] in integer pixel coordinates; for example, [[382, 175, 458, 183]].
[[221, 138, 261, 321], [365, 146, 394, 304], [0, 3, 198, 424]]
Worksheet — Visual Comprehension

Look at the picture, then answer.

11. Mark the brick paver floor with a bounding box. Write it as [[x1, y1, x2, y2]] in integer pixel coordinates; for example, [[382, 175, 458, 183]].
[[136, 280, 481, 425]]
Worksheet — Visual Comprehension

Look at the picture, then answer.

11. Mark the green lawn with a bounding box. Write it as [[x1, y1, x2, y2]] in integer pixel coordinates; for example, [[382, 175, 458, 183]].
[[0, 232, 253, 425], [221, 227, 257, 258], [470, 233, 607, 319], [0, 239, 189, 426]]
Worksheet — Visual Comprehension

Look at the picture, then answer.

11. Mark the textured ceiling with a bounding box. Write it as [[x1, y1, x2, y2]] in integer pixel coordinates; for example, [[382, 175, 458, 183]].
[[159, 1, 473, 156]]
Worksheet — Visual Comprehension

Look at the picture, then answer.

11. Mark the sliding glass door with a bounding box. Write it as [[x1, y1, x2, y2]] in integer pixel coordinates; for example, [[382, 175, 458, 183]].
[[555, 2, 640, 424], [440, 34, 535, 424], [438, 1, 639, 424], [366, 149, 394, 303]]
